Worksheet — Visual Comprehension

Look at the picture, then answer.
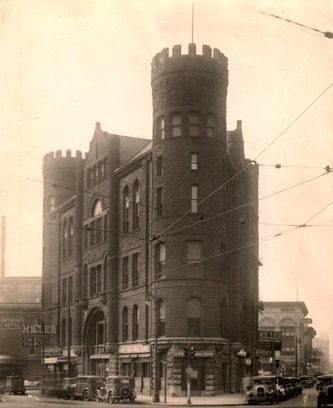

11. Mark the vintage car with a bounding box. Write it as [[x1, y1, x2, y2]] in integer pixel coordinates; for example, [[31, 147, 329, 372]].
[[65, 375, 104, 401], [57, 377, 76, 399], [24, 377, 42, 390], [102, 375, 136, 404], [317, 374, 333, 408], [246, 375, 282, 404], [6, 376, 26, 395]]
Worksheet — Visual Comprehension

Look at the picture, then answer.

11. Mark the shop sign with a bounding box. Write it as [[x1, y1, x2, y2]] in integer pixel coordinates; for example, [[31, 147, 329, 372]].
[[44, 357, 57, 364], [174, 350, 214, 358], [44, 346, 62, 356], [22, 324, 57, 335], [1, 318, 22, 329], [119, 344, 150, 354], [22, 336, 41, 347]]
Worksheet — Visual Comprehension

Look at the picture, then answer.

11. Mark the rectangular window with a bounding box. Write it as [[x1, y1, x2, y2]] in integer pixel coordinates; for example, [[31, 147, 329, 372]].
[[157, 187, 163, 216], [83, 267, 88, 298], [158, 116, 165, 140], [68, 276, 73, 303], [191, 153, 198, 170], [132, 253, 139, 287], [187, 318, 201, 336], [187, 241, 202, 263], [207, 114, 216, 138], [122, 257, 129, 289], [84, 225, 89, 249], [104, 215, 108, 241], [155, 243, 166, 279], [61, 278, 67, 305], [90, 267, 97, 296], [50, 196, 55, 212], [87, 169, 92, 187], [191, 185, 198, 213], [189, 112, 200, 136], [157, 156, 163, 176], [90, 220, 96, 246], [96, 218, 102, 244], [171, 113, 182, 137], [96, 264, 102, 293]]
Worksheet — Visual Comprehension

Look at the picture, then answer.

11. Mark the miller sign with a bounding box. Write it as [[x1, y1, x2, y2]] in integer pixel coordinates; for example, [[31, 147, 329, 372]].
[[22, 324, 56, 334]]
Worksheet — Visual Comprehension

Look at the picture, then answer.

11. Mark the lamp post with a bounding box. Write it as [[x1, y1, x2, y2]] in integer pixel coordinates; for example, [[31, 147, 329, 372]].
[[295, 337, 301, 376], [146, 288, 160, 402]]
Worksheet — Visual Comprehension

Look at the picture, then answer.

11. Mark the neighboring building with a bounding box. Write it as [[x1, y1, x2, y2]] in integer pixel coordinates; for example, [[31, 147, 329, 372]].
[[0, 276, 42, 380], [42, 43, 260, 396], [312, 332, 330, 374], [258, 301, 316, 376]]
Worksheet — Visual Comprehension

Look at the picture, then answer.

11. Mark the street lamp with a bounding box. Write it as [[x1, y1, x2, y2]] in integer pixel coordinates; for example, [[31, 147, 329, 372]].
[[145, 288, 160, 402], [295, 337, 301, 376]]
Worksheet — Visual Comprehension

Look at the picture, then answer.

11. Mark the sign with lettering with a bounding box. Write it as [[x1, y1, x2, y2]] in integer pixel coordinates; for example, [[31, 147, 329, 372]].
[[44, 346, 62, 356], [1, 318, 22, 329], [22, 324, 57, 335], [22, 336, 41, 347], [258, 330, 282, 341]]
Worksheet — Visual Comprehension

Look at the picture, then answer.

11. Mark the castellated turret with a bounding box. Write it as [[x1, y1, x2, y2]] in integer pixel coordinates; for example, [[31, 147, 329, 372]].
[[43, 149, 84, 215], [150, 43, 230, 256], [42, 149, 84, 308]]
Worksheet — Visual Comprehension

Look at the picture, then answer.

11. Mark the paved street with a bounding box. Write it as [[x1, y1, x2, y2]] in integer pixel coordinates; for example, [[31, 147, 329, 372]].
[[0, 387, 318, 407]]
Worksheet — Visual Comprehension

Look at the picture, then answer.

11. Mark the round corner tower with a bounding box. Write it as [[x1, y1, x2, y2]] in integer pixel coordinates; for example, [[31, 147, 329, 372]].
[[150, 43, 234, 346], [42, 150, 84, 309]]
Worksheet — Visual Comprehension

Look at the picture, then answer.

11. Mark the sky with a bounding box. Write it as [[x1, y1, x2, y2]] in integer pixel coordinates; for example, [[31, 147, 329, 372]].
[[0, 0, 332, 351]]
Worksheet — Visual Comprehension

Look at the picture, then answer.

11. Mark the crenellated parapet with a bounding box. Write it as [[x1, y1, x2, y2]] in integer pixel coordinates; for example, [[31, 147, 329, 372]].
[[152, 43, 227, 69], [43, 149, 83, 166], [151, 43, 228, 83]]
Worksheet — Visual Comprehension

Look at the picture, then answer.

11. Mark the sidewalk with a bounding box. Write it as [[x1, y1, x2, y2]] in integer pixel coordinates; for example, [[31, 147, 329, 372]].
[[136, 393, 247, 406]]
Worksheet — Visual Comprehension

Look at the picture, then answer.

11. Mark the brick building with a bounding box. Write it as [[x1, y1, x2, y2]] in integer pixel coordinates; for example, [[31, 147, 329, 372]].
[[0, 276, 42, 380], [42, 43, 259, 396], [258, 301, 316, 376]]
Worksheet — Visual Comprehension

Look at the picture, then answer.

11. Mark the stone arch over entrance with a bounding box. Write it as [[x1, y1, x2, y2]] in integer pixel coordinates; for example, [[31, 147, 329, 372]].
[[83, 308, 107, 377]]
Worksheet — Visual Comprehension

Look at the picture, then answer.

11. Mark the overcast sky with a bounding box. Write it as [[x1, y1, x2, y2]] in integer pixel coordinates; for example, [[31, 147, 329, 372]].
[[0, 0, 332, 352]]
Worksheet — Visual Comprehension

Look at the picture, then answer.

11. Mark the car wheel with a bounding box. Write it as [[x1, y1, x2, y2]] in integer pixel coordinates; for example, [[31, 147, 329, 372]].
[[119, 386, 130, 399], [82, 390, 90, 402]]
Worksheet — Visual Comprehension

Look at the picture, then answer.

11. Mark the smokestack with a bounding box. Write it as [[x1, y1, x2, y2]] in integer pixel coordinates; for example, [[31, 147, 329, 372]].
[[1, 216, 5, 278]]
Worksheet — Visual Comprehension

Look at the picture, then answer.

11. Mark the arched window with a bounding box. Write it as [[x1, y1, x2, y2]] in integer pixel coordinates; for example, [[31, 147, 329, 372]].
[[132, 305, 139, 341], [158, 300, 166, 337], [82, 264, 88, 298], [122, 307, 128, 342], [92, 200, 102, 217], [133, 181, 140, 229], [123, 186, 129, 234], [62, 220, 68, 259], [68, 217, 74, 257], [187, 297, 202, 336]]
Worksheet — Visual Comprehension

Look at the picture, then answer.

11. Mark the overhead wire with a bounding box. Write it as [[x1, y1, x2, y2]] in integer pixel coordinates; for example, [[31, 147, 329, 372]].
[[154, 82, 333, 239]]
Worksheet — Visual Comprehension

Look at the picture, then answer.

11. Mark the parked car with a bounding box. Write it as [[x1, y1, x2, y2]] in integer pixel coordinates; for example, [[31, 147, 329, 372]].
[[57, 377, 76, 399], [24, 377, 42, 390], [103, 375, 136, 404], [246, 375, 281, 404], [66, 375, 104, 401], [317, 374, 333, 408], [300, 374, 316, 388], [6, 376, 26, 395]]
